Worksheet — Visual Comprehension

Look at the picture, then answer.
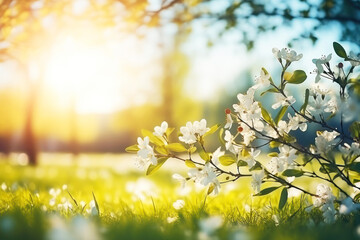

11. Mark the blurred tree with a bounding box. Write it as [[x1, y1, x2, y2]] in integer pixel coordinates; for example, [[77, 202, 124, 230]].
[[138, 0, 360, 49]]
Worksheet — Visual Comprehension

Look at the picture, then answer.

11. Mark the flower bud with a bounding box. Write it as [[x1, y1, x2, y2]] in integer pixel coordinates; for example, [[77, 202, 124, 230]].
[[225, 108, 231, 114], [237, 126, 243, 132], [338, 62, 343, 68]]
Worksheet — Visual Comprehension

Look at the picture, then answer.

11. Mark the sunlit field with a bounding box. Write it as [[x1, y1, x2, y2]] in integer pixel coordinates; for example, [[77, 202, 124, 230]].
[[0, 153, 359, 240]]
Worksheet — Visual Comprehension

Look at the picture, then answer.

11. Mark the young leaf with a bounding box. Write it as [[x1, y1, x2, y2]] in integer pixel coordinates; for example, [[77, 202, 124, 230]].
[[185, 160, 197, 168], [349, 121, 360, 141], [268, 152, 279, 157], [125, 144, 140, 153], [218, 128, 225, 146], [219, 154, 236, 166], [282, 169, 303, 177], [255, 186, 280, 196], [300, 89, 310, 114], [260, 104, 274, 126], [155, 146, 168, 155], [166, 143, 188, 152], [249, 162, 262, 171], [274, 106, 288, 125], [141, 129, 164, 146], [146, 157, 169, 175], [237, 159, 248, 167], [204, 124, 220, 137], [260, 88, 279, 96], [278, 188, 288, 209], [286, 70, 307, 84], [165, 127, 175, 137], [270, 141, 281, 148], [198, 148, 210, 162], [333, 42, 347, 58]]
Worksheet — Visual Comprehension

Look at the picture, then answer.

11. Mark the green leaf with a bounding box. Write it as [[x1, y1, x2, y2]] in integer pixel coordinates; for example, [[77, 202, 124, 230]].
[[204, 124, 221, 137], [268, 152, 278, 157], [319, 163, 338, 174], [333, 42, 347, 58], [282, 169, 303, 177], [166, 143, 187, 152], [141, 129, 164, 146], [198, 148, 210, 162], [218, 128, 225, 146], [349, 162, 360, 173], [255, 186, 280, 196], [355, 193, 360, 203], [249, 162, 262, 171], [125, 144, 140, 153], [260, 104, 274, 126], [146, 157, 169, 175], [278, 188, 288, 210], [189, 146, 197, 153], [261, 67, 274, 84], [349, 121, 360, 141], [185, 160, 197, 168], [92, 192, 100, 216], [286, 70, 307, 84], [300, 89, 310, 114], [269, 141, 281, 148], [260, 88, 279, 97], [219, 154, 236, 166], [165, 127, 175, 137], [237, 159, 248, 167], [155, 146, 168, 155], [274, 106, 288, 125]]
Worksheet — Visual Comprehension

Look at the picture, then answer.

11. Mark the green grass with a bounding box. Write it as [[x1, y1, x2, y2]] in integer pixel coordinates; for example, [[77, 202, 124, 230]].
[[0, 153, 360, 240]]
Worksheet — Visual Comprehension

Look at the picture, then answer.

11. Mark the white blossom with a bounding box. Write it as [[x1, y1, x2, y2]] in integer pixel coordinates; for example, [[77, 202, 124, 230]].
[[287, 113, 307, 132], [272, 93, 296, 109], [188, 163, 220, 195], [267, 157, 286, 175], [254, 68, 271, 88], [212, 147, 224, 166], [272, 47, 303, 62], [312, 54, 332, 82], [224, 113, 233, 129], [348, 51, 360, 67], [313, 184, 335, 207], [179, 119, 209, 144], [278, 145, 297, 165], [251, 170, 264, 194], [315, 131, 340, 154], [135, 136, 157, 169], [153, 121, 168, 136], [245, 148, 260, 169]]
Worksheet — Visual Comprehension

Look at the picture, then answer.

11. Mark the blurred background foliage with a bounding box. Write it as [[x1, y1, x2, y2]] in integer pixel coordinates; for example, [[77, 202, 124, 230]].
[[0, 0, 359, 164]]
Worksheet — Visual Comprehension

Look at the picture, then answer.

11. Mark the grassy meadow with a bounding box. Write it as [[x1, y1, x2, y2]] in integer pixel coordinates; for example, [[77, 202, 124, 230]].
[[0, 153, 359, 240]]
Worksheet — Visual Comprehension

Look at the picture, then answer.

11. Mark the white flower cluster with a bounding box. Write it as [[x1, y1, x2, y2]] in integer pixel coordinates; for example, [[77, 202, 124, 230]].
[[272, 48, 303, 63], [313, 184, 336, 224], [135, 136, 157, 170], [179, 119, 209, 144]]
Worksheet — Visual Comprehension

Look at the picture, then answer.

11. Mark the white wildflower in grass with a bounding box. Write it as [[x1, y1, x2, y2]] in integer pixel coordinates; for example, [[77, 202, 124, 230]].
[[251, 170, 264, 194], [173, 199, 185, 210], [153, 121, 168, 137], [88, 200, 99, 216], [348, 51, 360, 66], [312, 54, 332, 82], [62, 184, 68, 190], [1, 182, 7, 191], [135, 136, 157, 169], [272, 93, 296, 109], [126, 178, 158, 201], [167, 216, 178, 223], [49, 198, 56, 207], [315, 131, 340, 154], [339, 197, 360, 214], [254, 68, 271, 88], [272, 214, 280, 226], [211, 147, 224, 166], [49, 188, 61, 197], [199, 215, 223, 235]]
